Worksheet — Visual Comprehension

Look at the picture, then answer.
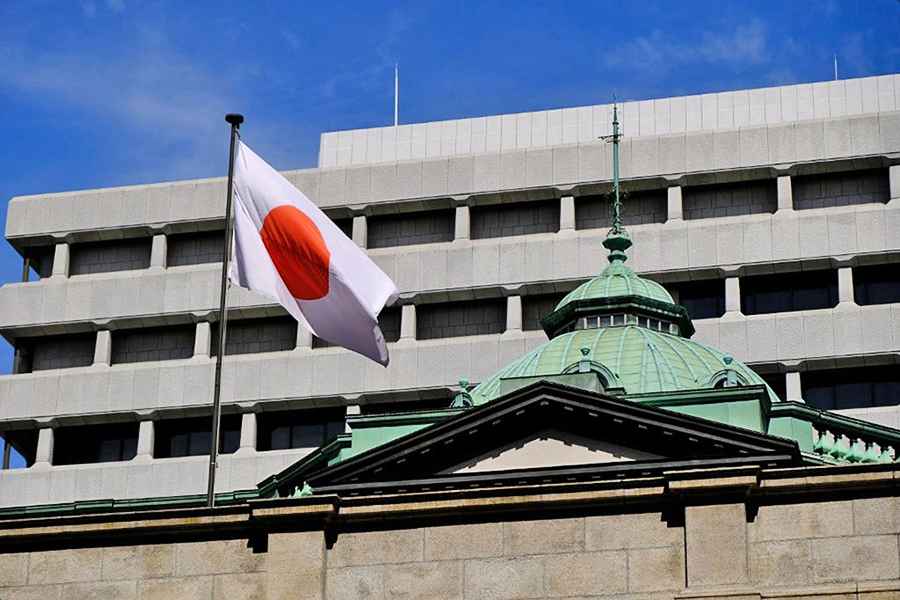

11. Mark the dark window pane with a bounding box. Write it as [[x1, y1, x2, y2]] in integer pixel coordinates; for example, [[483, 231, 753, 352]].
[[212, 317, 297, 356], [683, 180, 777, 220], [70, 238, 152, 275], [378, 307, 402, 343], [794, 169, 889, 210], [575, 190, 666, 230], [15, 333, 96, 373], [803, 365, 900, 410], [360, 396, 451, 415], [332, 217, 353, 239], [24, 246, 55, 279], [417, 299, 506, 340], [154, 416, 240, 458], [522, 293, 566, 331], [751, 370, 787, 401], [666, 279, 726, 319], [741, 270, 838, 315], [167, 231, 224, 267], [471, 200, 559, 239], [257, 408, 345, 451], [368, 210, 454, 248], [854, 263, 900, 306], [111, 325, 195, 364], [1, 430, 39, 467], [54, 423, 139, 465]]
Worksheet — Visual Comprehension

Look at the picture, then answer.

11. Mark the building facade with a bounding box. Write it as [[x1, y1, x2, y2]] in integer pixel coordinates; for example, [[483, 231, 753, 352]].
[[1, 73, 899, 509]]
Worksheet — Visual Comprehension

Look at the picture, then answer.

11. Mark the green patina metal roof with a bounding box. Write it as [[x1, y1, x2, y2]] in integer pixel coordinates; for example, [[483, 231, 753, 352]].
[[469, 325, 780, 405], [556, 261, 675, 310]]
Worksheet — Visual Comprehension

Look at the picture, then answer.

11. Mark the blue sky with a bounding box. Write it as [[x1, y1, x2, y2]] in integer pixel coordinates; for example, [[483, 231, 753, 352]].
[[0, 0, 898, 381]]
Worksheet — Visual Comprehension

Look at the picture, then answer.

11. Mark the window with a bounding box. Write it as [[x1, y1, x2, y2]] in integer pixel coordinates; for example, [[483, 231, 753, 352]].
[[470, 200, 559, 239], [522, 293, 566, 331], [416, 299, 506, 340], [167, 231, 225, 267], [111, 325, 195, 364], [70, 238, 152, 275], [854, 263, 900, 306], [802, 365, 900, 410], [666, 279, 726, 319], [53, 423, 138, 465], [212, 317, 297, 356], [367, 210, 454, 248], [0, 430, 37, 469], [14, 333, 96, 373], [332, 217, 353, 239], [313, 307, 401, 348], [683, 180, 777, 220], [22, 245, 55, 279], [793, 169, 889, 210], [741, 270, 838, 315], [154, 416, 241, 458], [575, 190, 666, 230], [257, 408, 345, 451], [360, 396, 451, 415], [752, 370, 787, 401]]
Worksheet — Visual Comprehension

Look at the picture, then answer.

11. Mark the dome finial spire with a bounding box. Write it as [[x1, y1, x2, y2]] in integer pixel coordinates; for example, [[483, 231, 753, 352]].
[[601, 99, 631, 263]]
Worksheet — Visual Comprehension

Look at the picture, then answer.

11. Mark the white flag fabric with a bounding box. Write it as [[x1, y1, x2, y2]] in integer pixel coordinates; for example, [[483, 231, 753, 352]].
[[229, 141, 398, 365]]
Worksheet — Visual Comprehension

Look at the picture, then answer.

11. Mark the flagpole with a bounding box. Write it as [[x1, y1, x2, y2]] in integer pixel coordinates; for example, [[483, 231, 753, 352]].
[[207, 112, 244, 508]]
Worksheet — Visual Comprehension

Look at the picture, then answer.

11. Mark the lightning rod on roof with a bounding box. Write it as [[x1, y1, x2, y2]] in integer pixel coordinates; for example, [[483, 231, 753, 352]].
[[834, 53, 839, 81], [394, 63, 399, 127]]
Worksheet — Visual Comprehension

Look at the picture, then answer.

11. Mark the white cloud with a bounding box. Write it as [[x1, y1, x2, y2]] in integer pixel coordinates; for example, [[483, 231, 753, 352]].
[[606, 19, 769, 73]]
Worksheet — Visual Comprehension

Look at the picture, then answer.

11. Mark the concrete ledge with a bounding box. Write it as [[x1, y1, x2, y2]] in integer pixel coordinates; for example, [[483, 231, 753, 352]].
[[7, 111, 900, 241]]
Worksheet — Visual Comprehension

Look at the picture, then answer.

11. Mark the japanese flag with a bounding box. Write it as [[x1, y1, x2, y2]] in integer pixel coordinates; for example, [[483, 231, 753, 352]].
[[229, 141, 398, 365]]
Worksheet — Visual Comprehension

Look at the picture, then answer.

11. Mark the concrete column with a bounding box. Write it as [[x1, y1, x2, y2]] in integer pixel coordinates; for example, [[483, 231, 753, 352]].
[[837, 267, 855, 305], [352, 215, 367, 248], [135, 420, 154, 462], [93, 330, 112, 366], [194, 322, 212, 357], [889, 165, 900, 204], [236, 412, 257, 455], [724, 276, 741, 315], [505, 295, 522, 333], [777, 175, 794, 211], [51, 243, 69, 278], [34, 427, 54, 468], [786, 371, 803, 402], [666, 186, 683, 221], [296, 325, 313, 349], [345, 404, 361, 433], [454, 205, 470, 241], [150, 234, 167, 269], [400, 304, 417, 341], [559, 196, 576, 231]]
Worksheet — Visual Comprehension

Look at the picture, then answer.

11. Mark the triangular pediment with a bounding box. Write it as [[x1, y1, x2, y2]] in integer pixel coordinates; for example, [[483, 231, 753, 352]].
[[271, 381, 801, 497], [444, 429, 662, 474]]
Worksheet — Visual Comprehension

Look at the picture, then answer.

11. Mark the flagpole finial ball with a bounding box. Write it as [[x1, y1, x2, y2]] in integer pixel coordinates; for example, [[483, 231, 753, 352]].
[[225, 114, 245, 127]]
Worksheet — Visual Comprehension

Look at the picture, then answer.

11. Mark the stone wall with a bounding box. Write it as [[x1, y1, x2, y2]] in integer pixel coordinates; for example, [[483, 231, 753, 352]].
[[2, 491, 900, 599]]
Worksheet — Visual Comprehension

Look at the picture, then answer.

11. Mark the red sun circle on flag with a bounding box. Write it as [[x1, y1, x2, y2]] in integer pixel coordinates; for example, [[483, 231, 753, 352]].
[[260, 205, 331, 300]]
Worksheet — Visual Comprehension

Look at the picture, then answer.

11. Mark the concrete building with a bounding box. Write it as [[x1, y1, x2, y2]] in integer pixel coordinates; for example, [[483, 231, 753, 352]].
[[1, 73, 900, 511], [2, 74, 900, 600]]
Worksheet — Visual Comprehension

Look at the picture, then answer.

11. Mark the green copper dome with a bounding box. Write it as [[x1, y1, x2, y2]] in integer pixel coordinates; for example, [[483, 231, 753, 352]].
[[556, 260, 675, 311], [469, 326, 780, 405]]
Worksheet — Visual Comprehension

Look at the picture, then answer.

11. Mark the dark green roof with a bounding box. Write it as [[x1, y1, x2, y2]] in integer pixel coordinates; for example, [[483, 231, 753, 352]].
[[469, 326, 778, 405], [556, 261, 674, 310]]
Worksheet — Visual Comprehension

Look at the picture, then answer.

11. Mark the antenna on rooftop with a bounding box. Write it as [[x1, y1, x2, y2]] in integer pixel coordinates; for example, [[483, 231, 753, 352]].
[[834, 53, 839, 80], [600, 97, 624, 236], [394, 63, 399, 127]]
